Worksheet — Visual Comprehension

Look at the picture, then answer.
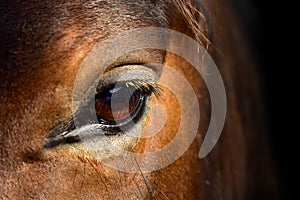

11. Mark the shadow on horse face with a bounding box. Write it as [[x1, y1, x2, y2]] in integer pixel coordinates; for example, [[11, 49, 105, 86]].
[[0, 0, 279, 199]]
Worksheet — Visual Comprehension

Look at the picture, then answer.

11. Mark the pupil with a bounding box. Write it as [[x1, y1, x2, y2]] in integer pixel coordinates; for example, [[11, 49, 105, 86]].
[[95, 86, 141, 122]]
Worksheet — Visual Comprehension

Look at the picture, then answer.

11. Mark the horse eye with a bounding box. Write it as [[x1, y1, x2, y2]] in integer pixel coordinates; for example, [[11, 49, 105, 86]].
[[95, 85, 144, 124]]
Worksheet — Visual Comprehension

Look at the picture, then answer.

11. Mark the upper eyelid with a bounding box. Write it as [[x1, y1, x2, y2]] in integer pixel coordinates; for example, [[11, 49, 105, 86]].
[[96, 64, 158, 90]]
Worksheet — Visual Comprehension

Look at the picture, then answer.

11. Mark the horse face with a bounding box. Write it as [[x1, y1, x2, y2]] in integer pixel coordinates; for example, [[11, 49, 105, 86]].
[[0, 1, 277, 199]]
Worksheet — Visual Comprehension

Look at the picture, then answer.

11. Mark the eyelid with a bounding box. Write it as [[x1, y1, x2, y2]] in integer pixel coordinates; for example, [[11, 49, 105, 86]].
[[44, 64, 159, 149], [97, 64, 158, 90]]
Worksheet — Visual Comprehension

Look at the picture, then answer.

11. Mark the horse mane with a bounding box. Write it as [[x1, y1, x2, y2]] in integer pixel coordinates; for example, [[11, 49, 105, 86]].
[[171, 0, 211, 48]]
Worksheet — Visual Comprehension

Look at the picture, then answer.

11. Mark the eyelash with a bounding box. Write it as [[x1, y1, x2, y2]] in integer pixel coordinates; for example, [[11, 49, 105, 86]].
[[116, 80, 161, 97]]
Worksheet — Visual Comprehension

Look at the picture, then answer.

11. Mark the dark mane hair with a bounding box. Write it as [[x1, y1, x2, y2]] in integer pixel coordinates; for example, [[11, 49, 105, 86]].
[[171, 0, 211, 47]]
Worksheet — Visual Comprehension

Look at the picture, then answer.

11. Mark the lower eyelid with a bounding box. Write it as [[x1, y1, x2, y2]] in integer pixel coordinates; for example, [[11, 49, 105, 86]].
[[44, 101, 150, 158]]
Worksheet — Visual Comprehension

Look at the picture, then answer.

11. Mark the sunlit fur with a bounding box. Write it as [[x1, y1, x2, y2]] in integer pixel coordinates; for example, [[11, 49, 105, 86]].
[[0, 0, 279, 199]]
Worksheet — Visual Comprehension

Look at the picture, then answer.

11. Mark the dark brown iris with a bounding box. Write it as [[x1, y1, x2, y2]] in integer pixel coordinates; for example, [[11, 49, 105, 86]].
[[95, 86, 142, 122]]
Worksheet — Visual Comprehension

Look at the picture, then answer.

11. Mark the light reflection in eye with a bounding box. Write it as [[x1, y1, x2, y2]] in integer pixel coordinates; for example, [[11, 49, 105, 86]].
[[109, 87, 122, 93]]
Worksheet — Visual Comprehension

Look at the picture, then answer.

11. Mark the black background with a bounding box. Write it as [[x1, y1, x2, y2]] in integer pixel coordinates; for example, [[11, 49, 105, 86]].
[[233, 1, 295, 199]]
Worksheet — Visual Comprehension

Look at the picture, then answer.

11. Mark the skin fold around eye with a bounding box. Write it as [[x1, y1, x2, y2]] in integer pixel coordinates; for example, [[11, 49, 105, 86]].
[[44, 64, 160, 160]]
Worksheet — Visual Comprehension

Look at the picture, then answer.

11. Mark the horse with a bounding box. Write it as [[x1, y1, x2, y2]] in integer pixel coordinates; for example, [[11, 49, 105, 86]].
[[0, 0, 279, 199]]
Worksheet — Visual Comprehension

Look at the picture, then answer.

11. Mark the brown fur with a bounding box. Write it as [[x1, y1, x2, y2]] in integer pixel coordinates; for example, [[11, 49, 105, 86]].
[[0, 0, 278, 199]]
